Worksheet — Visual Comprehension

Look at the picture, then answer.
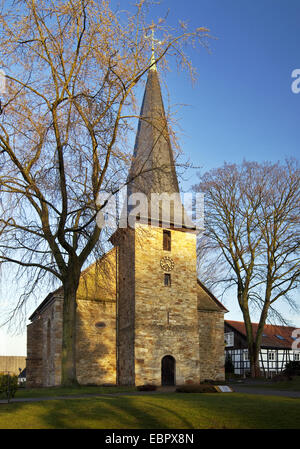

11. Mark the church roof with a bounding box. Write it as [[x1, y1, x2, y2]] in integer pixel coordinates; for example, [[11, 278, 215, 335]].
[[29, 248, 116, 321], [125, 68, 195, 230], [28, 288, 63, 321], [197, 279, 228, 312]]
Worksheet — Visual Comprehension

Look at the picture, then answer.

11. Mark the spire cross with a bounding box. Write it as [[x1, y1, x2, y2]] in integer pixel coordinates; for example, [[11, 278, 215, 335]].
[[145, 22, 161, 71]]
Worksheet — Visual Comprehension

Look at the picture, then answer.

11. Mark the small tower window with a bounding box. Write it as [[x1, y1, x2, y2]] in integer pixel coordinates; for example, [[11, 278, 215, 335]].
[[95, 322, 106, 329], [163, 230, 171, 251], [164, 273, 171, 287]]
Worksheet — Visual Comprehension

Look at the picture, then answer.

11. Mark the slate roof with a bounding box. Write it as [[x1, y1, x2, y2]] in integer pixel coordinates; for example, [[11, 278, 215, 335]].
[[28, 249, 116, 322], [197, 279, 228, 312], [225, 320, 298, 349]]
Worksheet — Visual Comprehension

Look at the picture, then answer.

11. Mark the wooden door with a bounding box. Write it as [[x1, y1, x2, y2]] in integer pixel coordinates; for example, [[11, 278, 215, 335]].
[[161, 355, 175, 385]]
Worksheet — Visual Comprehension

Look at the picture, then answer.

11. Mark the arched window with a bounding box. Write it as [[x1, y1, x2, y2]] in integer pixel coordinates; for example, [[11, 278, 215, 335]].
[[47, 319, 51, 359]]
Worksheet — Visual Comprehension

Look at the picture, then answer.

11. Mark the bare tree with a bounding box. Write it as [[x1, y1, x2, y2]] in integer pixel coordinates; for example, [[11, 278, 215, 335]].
[[0, 0, 210, 385], [196, 234, 225, 294], [194, 159, 300, 377]]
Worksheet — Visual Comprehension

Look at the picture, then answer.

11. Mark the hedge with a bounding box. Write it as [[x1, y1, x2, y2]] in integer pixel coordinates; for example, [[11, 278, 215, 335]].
[[0, 373, 18, 400]]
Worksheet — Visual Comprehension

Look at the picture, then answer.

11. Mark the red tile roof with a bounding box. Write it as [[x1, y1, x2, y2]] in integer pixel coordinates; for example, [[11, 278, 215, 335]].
[[225, 320, 298, 349]]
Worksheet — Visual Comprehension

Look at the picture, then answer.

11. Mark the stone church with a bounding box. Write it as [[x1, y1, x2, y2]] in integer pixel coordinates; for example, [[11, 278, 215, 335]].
[[26, 62, 227, 388]]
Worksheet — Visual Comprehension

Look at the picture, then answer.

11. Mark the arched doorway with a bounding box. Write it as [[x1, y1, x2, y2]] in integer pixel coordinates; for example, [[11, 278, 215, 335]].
[[161, 355, 176, 386]]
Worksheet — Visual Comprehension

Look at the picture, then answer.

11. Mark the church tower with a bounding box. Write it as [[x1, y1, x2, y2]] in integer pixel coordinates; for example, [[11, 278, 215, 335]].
[[111, 62, 201, 386]]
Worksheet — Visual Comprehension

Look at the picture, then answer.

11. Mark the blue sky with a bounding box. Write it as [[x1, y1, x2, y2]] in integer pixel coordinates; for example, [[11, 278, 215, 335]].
[[155, 0, 300, 180], [147, 0, 300, 331], [1, 0, 299, 355]]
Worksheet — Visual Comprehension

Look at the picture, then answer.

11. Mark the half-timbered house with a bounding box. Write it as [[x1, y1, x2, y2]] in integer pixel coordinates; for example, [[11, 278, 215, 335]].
[[225, 320, 299, 377]]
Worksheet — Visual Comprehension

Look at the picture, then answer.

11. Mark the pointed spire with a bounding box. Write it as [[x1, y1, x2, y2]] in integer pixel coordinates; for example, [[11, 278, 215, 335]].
[[116, 22, 195, 230], [128, 67, 179, 197], [125, 64, 195, 229], [150, 25, 157, 71]]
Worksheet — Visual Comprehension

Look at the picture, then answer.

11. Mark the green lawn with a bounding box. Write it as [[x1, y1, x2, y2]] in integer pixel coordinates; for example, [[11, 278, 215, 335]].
[[15, 385, 136, 399], [0, 393, 299, 429]]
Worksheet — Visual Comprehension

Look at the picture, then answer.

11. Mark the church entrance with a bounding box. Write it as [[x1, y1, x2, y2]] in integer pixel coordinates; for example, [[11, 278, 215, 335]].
[[161, 355, 176, 386]]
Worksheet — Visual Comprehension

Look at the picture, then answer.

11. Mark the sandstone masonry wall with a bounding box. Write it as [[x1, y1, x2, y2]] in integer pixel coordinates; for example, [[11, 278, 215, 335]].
[[26, 297, 63, 387], [198, 310, 225, 381], [27, 250, 117, 387], [134, 224, 200, 385], [116, 229, 136, 385], [76, 299, 116, 384], [26, 319, 44, 387]]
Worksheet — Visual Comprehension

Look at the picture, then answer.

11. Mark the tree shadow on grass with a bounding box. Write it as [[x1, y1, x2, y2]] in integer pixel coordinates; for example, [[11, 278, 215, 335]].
[[159, 392, 300, 429], [0, 395, 165, 429], [0, 394, 195, 429], [125, 395, 194, 428], [1, 392, 300, 429]]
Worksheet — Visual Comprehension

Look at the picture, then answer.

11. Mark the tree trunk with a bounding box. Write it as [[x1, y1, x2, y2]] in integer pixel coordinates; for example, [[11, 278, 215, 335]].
[[241, 302, 261, 378], [250, 342, 261, 378], [61, 270, 80, 387]]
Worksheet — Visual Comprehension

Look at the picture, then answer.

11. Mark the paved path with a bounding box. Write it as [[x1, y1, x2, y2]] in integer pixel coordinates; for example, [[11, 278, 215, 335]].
[[228, 384, 300, 398], [1, 385, 299, 404]]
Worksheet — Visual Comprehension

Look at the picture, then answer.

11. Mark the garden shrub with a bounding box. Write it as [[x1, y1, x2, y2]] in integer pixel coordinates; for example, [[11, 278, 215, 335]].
[[283, 361, 300, 377], [0, 373, 18, 400], [271, 373, 292, 382], [137, 384, 157, 391], [176, 384, 217, 393]]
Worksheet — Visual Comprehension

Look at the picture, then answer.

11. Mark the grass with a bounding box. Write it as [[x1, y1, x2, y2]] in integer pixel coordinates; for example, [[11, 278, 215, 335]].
[[0, 392, 299, 429], [15, 384, 137, 399]]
